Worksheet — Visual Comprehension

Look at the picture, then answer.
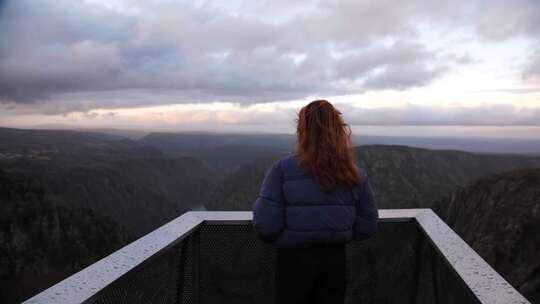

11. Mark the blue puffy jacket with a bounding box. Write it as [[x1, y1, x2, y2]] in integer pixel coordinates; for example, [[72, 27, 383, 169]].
[[252, 154, 378, 248]]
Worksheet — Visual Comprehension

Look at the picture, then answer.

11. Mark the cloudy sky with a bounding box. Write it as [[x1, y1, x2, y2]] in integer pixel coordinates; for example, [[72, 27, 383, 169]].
[[0, 0, 539, 138]]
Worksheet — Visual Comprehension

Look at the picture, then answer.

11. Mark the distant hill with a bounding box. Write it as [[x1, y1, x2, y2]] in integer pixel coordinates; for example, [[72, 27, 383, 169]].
[[206, 157, 278, 210], [138, 132, 294, 169], [206, 145, 540, 210], [355, 135, 540, 156], [355, 145, 540, 208], [435, 169, 540, 303], [0, 127, 163, 163], [81, 128, 149, 140], [28, 125, 149, 140], [0, 127, 132, 149], [17, 127, 540, 155]]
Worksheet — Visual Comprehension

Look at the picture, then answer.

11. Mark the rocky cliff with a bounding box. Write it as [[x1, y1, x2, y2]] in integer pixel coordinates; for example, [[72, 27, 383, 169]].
[[435, 169, 540, 303]]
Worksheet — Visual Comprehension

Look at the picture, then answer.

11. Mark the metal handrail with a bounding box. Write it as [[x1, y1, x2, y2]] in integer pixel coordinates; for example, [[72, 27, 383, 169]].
[[23, 209, 531, 304]]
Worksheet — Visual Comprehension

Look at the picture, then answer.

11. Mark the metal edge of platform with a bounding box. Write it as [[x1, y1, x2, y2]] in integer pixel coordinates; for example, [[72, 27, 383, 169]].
[[23, 212, 204, 304], [189, 208, 429, 224], [414, 209, 530, 304], [22, 209, 531, 304]]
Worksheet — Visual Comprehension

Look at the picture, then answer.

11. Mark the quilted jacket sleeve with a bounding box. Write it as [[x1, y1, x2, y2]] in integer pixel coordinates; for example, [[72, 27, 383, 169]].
[[252, 160, 286, 243], [353, 173, 379, 241]]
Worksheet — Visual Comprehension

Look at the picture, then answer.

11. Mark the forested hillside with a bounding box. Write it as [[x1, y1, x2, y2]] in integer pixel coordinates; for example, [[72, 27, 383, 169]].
[[0, 170, 130, 303], [139, 132, 293, 169], [206, 145, 540, 210], [0, 128, 218, 302]]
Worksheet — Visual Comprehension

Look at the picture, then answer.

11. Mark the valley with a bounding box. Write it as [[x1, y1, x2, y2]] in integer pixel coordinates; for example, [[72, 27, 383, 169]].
[[1, 127, 539, 303]]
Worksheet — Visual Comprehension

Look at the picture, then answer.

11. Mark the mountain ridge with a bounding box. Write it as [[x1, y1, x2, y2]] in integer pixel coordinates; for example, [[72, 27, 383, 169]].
[[206, 144, 540, 210]]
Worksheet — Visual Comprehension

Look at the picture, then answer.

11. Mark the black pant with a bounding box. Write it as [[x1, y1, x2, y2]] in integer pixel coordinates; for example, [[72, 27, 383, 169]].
[[275, 243, 346, 304]]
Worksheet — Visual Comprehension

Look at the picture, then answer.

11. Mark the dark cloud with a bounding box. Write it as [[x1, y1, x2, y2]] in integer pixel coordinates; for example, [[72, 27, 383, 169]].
[[0, 0, 538, 114]]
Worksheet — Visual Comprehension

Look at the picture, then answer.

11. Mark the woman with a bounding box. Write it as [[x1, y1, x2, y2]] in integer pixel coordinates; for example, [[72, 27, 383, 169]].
[[252, 99, 378, 304]]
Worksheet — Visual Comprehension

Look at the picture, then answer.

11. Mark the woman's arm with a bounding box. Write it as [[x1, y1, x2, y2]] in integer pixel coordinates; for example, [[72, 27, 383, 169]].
[[252, 160, 286, 242], [353, 173, 379, 241]]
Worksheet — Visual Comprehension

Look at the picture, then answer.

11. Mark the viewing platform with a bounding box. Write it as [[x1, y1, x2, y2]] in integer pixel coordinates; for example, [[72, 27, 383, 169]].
[[24, 209, 531, 304]]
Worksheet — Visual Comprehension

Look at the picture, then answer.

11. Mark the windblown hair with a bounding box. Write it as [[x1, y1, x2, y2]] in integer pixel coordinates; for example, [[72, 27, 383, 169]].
[[295, 100, 362, 192]]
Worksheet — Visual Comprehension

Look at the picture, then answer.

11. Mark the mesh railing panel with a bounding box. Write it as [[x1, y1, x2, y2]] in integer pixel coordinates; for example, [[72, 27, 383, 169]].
[[198, 224, 276, 304], [345, 222, 420, 304], [195, 222, 422, 304], [86, 221, 496, 304]]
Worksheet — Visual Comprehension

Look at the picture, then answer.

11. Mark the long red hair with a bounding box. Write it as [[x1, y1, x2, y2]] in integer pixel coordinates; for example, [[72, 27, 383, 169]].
[[295, 100, 362, 192]]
